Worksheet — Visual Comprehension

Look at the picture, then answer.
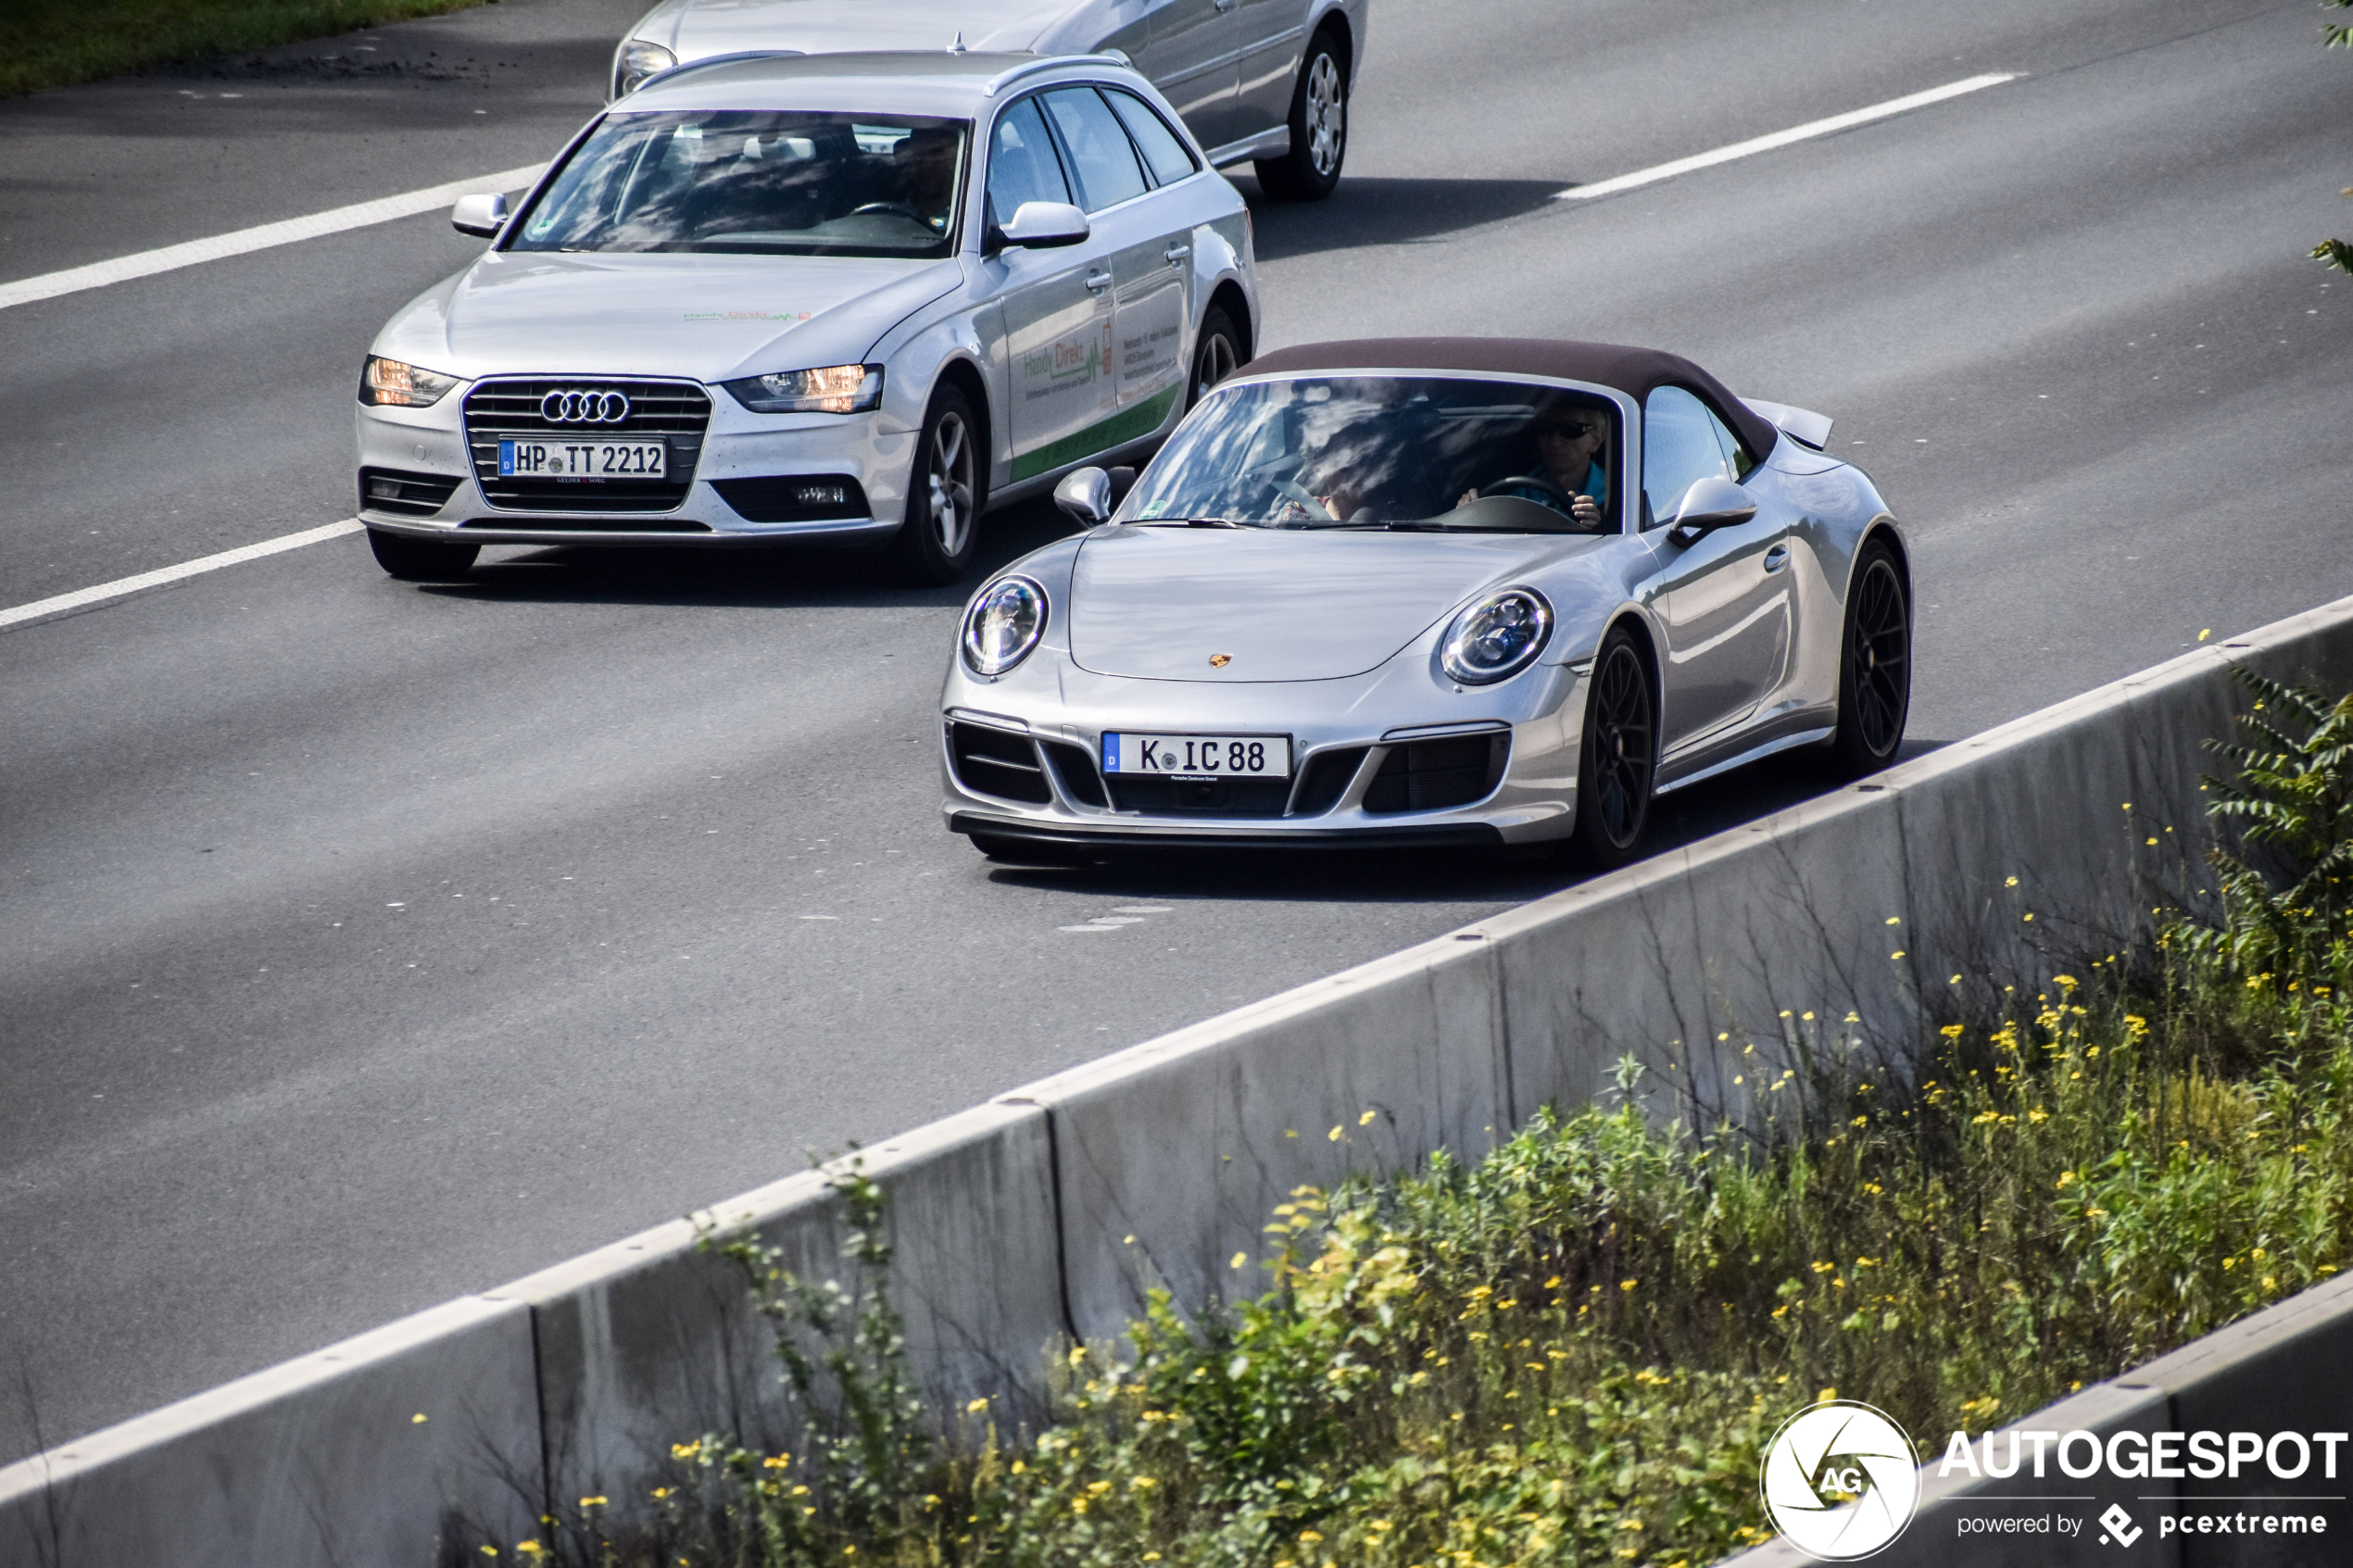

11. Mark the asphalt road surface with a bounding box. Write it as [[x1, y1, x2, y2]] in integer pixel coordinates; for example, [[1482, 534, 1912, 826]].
[[3, 0, 2347, 1461]]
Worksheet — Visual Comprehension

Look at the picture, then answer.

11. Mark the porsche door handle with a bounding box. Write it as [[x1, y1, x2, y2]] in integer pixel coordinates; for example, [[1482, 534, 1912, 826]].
[[1763, 544, 1791, 573], [1164, 242, 1191, 266], [1085, 270, 1114, 293]]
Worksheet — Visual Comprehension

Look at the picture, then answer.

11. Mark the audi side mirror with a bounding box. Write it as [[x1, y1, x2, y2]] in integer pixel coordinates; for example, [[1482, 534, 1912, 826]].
[[452, 192, 510, 239], [988, 200, 1090, 255], [1053, 467, 1114, 526], [1667, 475, 1757, 546]]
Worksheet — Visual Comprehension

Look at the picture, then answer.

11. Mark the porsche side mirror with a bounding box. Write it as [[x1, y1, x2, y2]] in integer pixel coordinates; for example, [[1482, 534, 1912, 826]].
[[1667, 476, 1757, 546], [989, 200, 1090, 254], [1054, 466, 1114, 526], [452, 192, 510, 239]]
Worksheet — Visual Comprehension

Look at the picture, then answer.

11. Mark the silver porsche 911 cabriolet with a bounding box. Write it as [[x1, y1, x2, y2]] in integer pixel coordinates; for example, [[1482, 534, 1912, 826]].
[[937, 338, 1911, 864]]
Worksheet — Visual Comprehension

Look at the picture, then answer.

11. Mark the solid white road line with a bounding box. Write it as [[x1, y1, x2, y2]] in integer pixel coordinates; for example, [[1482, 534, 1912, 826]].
[[0, 162, 547, 312], [1553, 73, 2017, 202], [0, 519, 365, 632]]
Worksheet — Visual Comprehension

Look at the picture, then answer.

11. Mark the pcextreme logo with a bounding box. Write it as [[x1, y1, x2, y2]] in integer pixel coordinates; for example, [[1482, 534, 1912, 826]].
[[1760, 1401, 1921, 1561]]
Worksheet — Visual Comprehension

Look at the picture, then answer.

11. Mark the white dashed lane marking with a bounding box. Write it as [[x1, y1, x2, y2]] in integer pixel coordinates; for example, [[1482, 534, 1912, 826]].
[[1060, 903, 1178, 934], [0, 162, 547, 312]]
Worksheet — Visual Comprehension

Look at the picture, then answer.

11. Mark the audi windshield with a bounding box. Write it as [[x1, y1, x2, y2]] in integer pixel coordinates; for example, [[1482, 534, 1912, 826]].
[[1119, 377, 1623, 533], [510, 111, 969, 259]]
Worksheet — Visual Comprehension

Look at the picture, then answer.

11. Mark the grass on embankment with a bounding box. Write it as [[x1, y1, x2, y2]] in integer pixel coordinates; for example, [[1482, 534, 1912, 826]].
[[0, 0, 491, 97], [502, 675, 2353, 1568]]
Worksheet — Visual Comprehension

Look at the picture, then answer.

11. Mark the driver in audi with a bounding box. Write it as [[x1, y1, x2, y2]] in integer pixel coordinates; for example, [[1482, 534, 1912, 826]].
[[1457, 405, 1609, 529]]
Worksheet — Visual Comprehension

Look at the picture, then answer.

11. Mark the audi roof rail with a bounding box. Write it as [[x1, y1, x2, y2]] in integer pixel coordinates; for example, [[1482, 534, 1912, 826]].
[[981, 54, 1130, 95], [630, 48, 807, 96]]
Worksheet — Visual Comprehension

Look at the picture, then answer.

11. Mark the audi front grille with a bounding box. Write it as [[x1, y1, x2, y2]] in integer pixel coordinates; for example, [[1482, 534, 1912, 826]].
[[462, 377, 711, 515]]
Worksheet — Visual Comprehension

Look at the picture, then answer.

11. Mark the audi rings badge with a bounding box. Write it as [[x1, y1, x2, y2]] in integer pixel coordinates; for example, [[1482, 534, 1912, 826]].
[[540, 389, 632, 424]]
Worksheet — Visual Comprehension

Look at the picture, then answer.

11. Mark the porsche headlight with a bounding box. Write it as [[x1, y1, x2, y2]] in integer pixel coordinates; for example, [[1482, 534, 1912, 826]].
[[722, 364, 883, 414], [611, 39, 676, 99], [1440, 588, 1554, 684], [962, 576, 1048, 676], [359, 357, 459, 408]]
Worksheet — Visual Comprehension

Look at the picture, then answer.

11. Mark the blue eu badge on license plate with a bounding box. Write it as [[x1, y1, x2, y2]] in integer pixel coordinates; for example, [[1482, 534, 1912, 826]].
[[498, 439, 520, 477]]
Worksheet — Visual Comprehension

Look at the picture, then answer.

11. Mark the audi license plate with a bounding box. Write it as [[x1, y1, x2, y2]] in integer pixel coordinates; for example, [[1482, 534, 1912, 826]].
[[497, 438, 666, 480], [1102, 733, 1290, 778]]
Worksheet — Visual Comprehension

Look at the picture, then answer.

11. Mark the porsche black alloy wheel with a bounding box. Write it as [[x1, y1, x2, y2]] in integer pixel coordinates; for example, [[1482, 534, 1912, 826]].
[[1189, 306, 1243, 408], [1827, 541, 1911, 775], [890, 383, 985, 585], [1252, 31, 1348, 201], [368, 528, 479, 582], [1571, 628, 1655, 869]]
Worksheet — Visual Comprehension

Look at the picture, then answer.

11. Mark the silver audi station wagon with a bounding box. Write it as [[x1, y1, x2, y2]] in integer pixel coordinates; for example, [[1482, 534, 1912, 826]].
[[354, 52, 1259, 583]]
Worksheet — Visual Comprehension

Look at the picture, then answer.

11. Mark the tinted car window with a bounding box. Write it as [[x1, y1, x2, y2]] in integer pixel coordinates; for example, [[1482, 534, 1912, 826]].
[[1104, 89, 1198, 186], [1642, 384, 1737, 527], [512, 111, 966, 258], [1041, 88, 1149, 212], [1118, 376, 1619, 532], [986, 96, 1073, 228]]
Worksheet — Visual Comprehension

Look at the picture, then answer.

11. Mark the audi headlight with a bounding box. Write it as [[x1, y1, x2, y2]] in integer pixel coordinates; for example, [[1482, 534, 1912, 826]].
[[359, 356, 459, 408], [1440, 587, 1554, 684], [721, 364, 883, 415], [962, 576, 1048, 676], [611, 39, 676, 99]]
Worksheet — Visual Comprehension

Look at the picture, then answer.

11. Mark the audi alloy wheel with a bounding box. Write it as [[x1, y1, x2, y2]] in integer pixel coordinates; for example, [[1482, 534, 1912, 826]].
[[1189, 306, 1244, 409], [891, 383, 985, 584]]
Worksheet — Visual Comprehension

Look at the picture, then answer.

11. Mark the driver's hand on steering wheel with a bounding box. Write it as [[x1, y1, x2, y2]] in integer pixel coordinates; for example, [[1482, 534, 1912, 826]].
[[1458, 486, 1603, 526]]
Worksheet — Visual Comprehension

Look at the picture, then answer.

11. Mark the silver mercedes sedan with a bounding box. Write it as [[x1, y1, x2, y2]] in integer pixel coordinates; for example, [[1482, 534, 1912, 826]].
[[938, 339, 1912, 864], [611, 0, 1368, 201], [354, 51, 1258, 584]]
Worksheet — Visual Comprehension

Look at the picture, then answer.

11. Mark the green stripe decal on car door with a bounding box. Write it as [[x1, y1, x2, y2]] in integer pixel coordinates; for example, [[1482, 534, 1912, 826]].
[[1011, 385, 1182, 483]]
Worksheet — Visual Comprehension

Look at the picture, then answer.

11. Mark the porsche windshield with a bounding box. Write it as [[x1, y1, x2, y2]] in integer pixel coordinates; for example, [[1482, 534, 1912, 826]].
[[510, 111, 968, 258], [1119, 376, 1622, 532]]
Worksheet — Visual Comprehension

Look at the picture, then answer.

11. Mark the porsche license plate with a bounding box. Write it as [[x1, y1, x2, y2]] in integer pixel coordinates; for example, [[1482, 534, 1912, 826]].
[[1102, 733, 1290, 778], [497, 437, 666, 480]]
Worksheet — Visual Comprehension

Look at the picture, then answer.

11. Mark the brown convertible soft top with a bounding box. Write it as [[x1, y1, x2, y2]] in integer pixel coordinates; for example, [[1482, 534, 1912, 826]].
[[1239, 336, 1782, 462]]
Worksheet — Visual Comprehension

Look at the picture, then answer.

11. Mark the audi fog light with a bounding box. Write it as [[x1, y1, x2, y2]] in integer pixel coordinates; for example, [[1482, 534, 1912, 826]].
[[962, 576, 1048, 676], [721, 364, 883, 415], [359, 357, 459, 408], [610, 39, 676, 99], [1440, 587, 1554, 684]]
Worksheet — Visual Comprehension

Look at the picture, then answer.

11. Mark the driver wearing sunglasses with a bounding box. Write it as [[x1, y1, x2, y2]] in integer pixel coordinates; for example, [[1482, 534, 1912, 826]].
[[1457, 408, 1610, 529]]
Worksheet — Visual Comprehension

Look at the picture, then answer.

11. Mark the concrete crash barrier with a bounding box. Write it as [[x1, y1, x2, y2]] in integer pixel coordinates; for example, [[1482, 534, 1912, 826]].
[[0, 1296, 540, 1568], [1722, 1273, 2353, 1567], [1003, 931, 1514, 1341], [496, 1099, 1067, 1509], [16, 591, 2353, 1566]]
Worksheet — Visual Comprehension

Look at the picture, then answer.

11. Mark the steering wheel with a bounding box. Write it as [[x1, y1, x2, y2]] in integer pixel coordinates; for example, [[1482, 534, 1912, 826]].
[[1273, 479, 1337, 524], [1478, 474, 1578, 514], [850, 201, 926, 222]]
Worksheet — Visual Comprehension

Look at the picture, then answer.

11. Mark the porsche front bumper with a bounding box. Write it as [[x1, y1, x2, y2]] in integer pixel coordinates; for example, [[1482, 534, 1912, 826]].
[[938, 671, 1588, 851]]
